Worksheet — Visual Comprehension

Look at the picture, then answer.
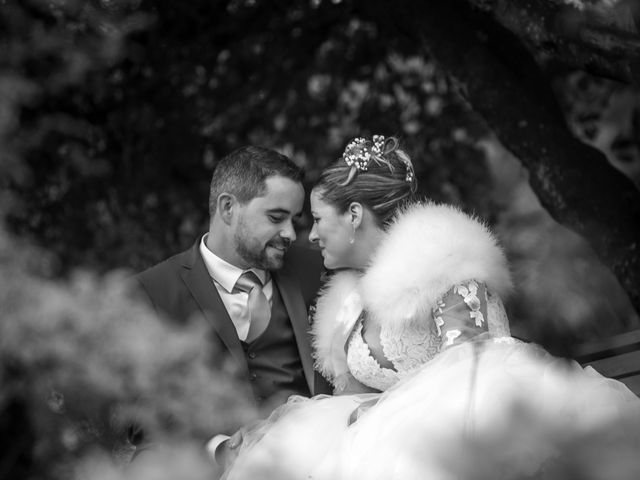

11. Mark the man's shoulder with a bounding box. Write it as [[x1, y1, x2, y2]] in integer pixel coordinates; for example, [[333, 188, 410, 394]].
[[137, 251, 186, 280], [135, 242, 198, 290], [132, 243, 200, 316]]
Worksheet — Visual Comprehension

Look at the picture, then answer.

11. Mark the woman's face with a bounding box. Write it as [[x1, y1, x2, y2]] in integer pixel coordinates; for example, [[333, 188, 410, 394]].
[[309, 189, 355, 269]]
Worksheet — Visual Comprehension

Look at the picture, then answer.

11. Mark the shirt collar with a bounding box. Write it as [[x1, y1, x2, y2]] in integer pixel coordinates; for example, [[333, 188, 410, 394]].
[[199, 234, 268, 292]]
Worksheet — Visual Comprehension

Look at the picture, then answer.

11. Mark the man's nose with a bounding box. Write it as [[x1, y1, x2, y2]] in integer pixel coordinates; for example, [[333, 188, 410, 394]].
[[280, 220, 297, 242]]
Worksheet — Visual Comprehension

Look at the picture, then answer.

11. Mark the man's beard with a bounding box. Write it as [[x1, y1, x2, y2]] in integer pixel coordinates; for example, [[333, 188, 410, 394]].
[[234, 222, 290, 270]]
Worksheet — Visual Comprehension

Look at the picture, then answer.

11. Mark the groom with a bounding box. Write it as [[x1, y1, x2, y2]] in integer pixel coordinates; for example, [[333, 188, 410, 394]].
[[135, 146, 330, 452]]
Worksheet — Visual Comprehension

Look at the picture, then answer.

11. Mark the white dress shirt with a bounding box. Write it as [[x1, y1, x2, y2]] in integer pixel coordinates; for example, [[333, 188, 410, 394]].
[[199, 234, 273, 342], [199, 233, 274, 461]]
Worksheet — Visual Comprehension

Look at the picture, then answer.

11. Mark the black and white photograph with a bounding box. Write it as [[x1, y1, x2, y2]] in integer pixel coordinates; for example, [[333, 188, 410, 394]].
[[2, 1, 640, 479]]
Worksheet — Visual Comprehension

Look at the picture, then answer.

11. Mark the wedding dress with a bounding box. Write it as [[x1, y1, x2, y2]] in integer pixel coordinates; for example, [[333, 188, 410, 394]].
[[224, 203, 640, 480]]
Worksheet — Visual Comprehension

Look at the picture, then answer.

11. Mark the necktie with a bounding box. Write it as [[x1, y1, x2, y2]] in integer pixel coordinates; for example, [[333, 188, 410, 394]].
[[234, 271, 271, 342]]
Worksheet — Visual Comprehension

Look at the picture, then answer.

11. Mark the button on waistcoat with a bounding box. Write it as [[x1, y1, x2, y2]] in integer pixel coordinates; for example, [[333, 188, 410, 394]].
[[242, 282, 309, 407]]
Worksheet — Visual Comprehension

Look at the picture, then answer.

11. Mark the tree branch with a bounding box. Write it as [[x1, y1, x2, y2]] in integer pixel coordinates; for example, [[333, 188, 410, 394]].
[[468, 0, 640, 83]]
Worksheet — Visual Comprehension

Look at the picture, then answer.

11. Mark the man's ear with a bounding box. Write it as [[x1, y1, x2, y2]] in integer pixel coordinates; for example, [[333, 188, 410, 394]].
[[216, 193, 236, 225], [348, 202, 364, 229]]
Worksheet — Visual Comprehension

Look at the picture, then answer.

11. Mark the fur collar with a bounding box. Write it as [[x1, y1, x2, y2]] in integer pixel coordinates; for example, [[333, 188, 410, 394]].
[[311, 270, 361, 382], [361, 202, 512, 327], [311, 202, 512, 382]]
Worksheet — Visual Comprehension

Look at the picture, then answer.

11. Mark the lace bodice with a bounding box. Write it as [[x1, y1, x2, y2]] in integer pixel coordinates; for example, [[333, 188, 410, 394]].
[[346, 281, 511, 391], [346, 317, 404, 392]]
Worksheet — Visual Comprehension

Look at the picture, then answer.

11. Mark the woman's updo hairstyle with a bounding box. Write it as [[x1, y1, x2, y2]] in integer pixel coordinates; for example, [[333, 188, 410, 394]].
[[314, 135, 417, 228]]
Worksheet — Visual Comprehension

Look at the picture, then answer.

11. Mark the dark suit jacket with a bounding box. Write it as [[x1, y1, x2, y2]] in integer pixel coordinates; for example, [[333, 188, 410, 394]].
[[135, 238, 331, 397]]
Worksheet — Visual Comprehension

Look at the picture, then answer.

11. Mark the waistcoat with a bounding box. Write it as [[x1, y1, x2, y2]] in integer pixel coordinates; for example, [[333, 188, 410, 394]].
[[242, 282, 309, 407]]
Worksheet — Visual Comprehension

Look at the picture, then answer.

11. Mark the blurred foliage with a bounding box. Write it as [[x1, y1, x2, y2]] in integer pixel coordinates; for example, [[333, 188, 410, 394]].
[[1, 0, 640, 477], [0, 226, 258, 479], [481, 138, 639, 355]]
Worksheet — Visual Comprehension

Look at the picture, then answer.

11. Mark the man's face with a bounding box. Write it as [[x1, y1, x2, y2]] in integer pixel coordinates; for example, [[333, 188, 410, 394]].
[[233, 175, 305, 270]]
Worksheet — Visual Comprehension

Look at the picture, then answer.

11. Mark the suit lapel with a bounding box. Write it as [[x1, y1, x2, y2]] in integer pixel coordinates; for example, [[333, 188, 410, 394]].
[[180, 242, 249, 378], [273, 269, 315, 394]]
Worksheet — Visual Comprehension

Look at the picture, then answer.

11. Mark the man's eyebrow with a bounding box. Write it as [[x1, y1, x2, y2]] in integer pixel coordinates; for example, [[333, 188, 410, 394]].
[[266, 208, 291, 215]]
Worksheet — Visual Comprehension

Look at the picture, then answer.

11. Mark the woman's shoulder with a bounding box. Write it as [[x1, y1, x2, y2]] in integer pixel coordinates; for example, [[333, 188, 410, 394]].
[[361, 202, 513, 328]]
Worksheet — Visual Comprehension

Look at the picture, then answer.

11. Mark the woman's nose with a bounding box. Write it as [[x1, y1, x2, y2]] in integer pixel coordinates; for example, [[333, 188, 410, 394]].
[[308, 224, 318, 243]]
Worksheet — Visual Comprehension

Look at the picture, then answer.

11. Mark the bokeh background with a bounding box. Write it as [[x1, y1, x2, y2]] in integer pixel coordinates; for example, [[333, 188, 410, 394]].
[[2, 0, 640, 479]]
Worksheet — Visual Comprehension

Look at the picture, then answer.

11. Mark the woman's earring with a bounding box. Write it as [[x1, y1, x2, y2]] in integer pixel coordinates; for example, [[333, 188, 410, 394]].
[[349, 225, 356, 244]]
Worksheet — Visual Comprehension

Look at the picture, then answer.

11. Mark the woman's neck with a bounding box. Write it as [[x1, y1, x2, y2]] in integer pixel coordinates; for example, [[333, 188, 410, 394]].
[[352, 222, 385, 271]]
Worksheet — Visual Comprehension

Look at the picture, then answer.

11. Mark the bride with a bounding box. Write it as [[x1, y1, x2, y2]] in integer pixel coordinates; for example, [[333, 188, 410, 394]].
[[223, 135, 640, 480]]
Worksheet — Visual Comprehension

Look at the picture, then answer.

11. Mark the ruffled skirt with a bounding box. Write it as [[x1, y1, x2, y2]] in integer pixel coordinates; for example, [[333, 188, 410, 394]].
[[224, 340, 640, 480]]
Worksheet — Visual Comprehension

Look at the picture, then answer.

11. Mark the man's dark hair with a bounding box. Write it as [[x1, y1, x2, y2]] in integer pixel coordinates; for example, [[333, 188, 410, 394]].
[[209, 146, 304, 217]]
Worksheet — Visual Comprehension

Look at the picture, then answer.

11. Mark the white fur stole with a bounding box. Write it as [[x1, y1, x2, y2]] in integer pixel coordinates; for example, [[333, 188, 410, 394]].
[[312, 202, 513, 383], [311, 271, 362, 382]]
